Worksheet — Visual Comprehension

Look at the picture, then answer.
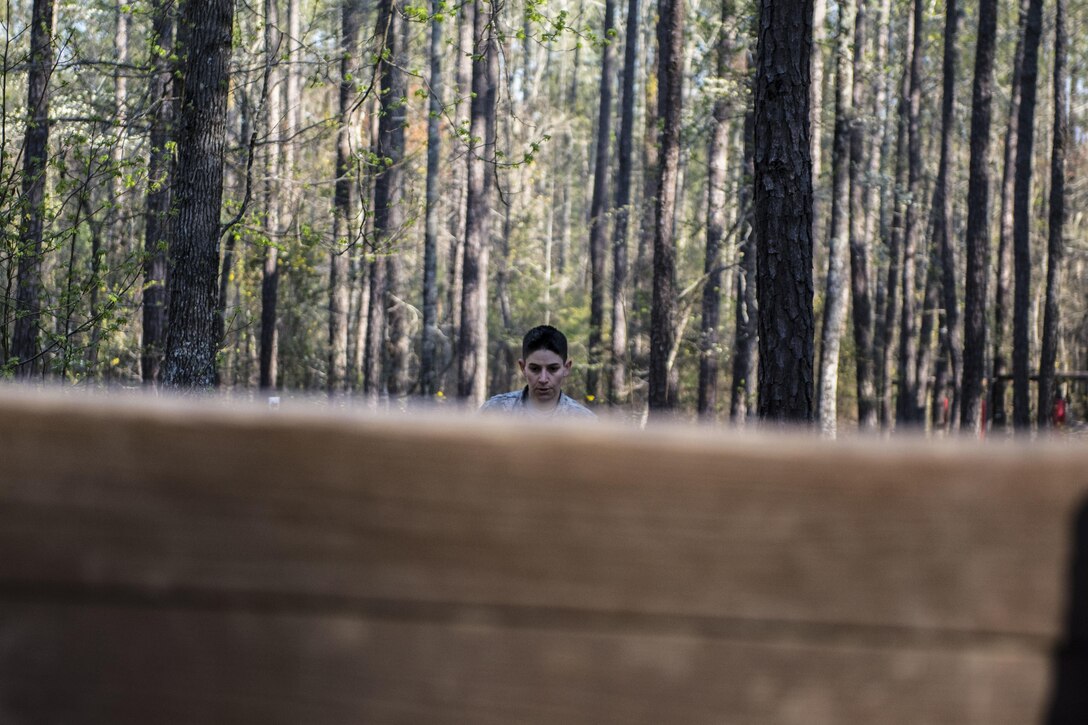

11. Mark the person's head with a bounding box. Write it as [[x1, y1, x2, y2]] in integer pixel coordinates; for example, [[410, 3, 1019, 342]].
[[518, 325, 572, 409]]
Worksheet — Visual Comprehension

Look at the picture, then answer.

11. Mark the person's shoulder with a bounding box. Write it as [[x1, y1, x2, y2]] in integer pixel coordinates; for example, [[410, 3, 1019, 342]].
[[558, 394, 596, 418], [480, 390, 524, 412]]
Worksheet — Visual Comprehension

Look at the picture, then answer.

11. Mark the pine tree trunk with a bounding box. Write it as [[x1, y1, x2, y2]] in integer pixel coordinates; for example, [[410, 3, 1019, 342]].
[[1011, 0, 1043, 429], [586, 0, 616, 402], [259, 0, 282, 391], [817, 0, 854, 436], [648, 0, 684, 414], [990, 0, 1030, 431], [754, 0, 815, 423], [163, 0, 234, 389], [697, 0, 733, 419], [894, 0, 924, 426], [608, 0, 639, 405], [11, 0, 56, 378], [328, 0, 362, 396], [960, 0, 999, 433], [931, 0, 961, 430], [141, 0, 174, 386], [457, 0, 497, 407], [849, 0, 877, 430], [419, 0, 443, 397], [1037, 0, 1066, 429], [730, 104, 757, 424]]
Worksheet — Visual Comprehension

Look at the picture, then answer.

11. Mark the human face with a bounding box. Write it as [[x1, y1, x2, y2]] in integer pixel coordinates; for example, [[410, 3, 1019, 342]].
[[519, 349, 572, 410]]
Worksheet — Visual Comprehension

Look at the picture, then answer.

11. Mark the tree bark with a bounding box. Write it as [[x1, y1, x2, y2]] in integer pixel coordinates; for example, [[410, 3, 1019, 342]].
[[730, 103, 757, 424], [419, 0, 443, 397], [328, 0, 362, 396], [816, 0, 854, 436], [894, 0, 924, 426], [848, 0, 876, 430], [608, 0, 639, 405], [990, 0, 1030, 431], [141, 0, 174, 386], [1038, 0, 1066, 428], [754, 0, 815, 423], [11, 0, 56, 377], [697, 0, 733, 419], [1012, 0, 1043, 429], [586, 0, 616, 402], [457, 0, 497, 407], [163, 0, 234, 389], [648, 0, 684, 414], [959, 0, 999, 433], [259, 0, 283, 391], [373, 1, 408, 397], [930, 0, 961, 430]]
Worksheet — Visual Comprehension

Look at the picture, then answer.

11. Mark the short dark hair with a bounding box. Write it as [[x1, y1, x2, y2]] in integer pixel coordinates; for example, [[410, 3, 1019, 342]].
[[522, 325, 568, 361]]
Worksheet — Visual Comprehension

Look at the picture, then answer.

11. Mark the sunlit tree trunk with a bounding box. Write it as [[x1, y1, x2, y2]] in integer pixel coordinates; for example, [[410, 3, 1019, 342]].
[[816, 0, 854, 436], [730, 104, 757, 423]]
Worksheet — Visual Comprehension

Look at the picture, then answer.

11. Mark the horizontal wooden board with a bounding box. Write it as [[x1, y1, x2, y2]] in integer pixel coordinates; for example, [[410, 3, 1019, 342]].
[[0, 601, 1063, 725], [1, 390, 1085, 637], [1, 389, 1087, 723]]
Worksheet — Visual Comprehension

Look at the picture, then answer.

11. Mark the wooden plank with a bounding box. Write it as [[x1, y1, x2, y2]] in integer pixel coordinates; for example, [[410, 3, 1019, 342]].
[[0, 390, 1086, 638], [0, 601, 1060, 725], [1, 390, 1087, 723]]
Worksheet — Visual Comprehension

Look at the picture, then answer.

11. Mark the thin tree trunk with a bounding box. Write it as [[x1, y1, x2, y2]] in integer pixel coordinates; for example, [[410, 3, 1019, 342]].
[[587, 0, 616, 402], [697, 0, 733, 419], [730, 102, 757, 423], [163, 0, 234, 389], [849, 0, 876, 430], [457, 0, 497, 407], [894, 0, 924, 426], [648, 0, 684, 414], [960, 0, 999, 433], [419, 0, 443, 397], [374, 1, 408, 397], [755, 0, 815, 423], [817, 0, 854, 436], [810, 0, 826, 240], [1038, 0, 1066, 429], [930, 0, 961, 430], [328, 0, 362, 396], [1011, 0, 1043, 429], [141, 0, 174, 386], [11, 0, 56, 378], [609, 0, 639, 405], [259, 0, 282, 390], [990, 0, 1030, 431]]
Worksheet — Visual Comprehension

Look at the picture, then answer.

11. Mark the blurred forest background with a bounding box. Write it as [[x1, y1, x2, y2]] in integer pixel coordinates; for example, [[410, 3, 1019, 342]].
[[0, 0, 1084, 434]]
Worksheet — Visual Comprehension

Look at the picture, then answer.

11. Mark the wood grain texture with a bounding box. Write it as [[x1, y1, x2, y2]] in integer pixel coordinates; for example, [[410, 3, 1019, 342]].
[[1, 389, 1086, 723]]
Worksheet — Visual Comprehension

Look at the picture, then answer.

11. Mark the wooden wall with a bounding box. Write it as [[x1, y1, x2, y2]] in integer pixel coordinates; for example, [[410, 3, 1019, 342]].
[[1, 389, 1086, 724]]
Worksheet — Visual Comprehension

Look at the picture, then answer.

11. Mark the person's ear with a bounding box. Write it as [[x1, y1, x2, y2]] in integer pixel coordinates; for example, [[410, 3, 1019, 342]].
[[518, 359, 526, 373], [563, 359, 572, 373]]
